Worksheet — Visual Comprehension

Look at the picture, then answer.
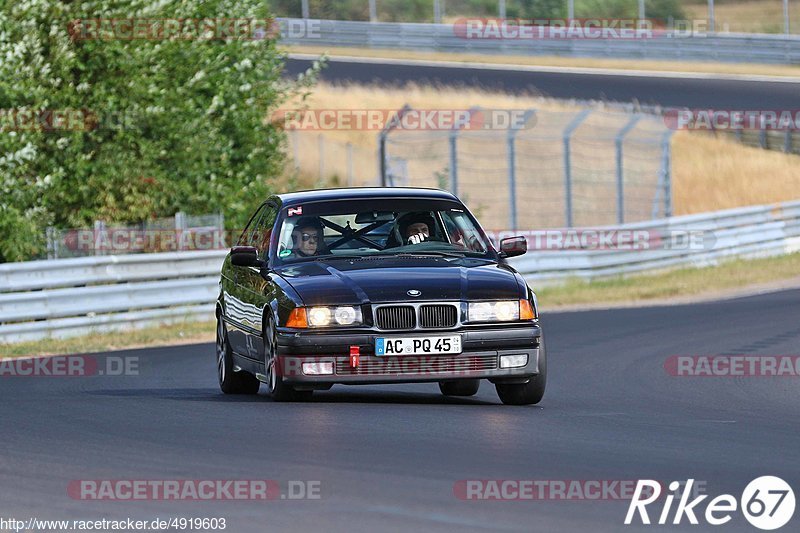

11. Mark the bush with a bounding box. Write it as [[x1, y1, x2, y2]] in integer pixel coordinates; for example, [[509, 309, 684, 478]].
[[0, 0, 314, 262], [574, 0, 686, 20]]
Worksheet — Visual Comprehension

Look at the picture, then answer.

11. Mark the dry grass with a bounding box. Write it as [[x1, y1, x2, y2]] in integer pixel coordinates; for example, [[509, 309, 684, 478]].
[[685, 0, 800, 34], [284, 45, 800, 78], [285, 82, 800, 217], [672, 132, 800, 214], [0, 320, 215, 359]]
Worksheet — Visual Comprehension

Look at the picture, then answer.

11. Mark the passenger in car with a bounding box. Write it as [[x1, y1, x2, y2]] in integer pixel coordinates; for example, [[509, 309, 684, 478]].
[[397, 212, 436, 245]]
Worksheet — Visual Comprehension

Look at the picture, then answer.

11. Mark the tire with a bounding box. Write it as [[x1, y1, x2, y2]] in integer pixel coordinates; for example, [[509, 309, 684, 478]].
[[495, 340, 547, 406], [216, 316, 260, 395], [438, 379, 480, 396], [263, 313, 312, 402]]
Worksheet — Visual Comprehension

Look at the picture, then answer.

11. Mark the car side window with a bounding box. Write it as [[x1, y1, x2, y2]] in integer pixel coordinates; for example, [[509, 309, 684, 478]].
[[249, 203, 278, 257], [236, 204, 267, 247]]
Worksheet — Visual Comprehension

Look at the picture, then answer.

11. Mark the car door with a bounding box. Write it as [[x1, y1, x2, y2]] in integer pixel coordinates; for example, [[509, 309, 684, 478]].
[[223, 203, 267, 357], [233, 201, 279, 361]]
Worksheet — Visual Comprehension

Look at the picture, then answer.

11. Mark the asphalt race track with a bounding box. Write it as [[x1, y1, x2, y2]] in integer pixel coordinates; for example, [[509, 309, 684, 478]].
[[285, 56, 800, 109], [2, 288, 799, 532]]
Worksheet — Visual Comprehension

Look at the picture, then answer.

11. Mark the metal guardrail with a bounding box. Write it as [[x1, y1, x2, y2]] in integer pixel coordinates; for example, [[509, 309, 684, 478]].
[[1, 201, 799, 343], [511, 201, 800, 282], [279, 18, 800, 64], [0, 251, 226, 343]]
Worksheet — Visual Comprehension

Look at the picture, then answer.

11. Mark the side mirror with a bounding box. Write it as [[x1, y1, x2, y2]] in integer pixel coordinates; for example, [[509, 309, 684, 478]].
[[230, 246, 263, 267], [499, 236, 527, 258]]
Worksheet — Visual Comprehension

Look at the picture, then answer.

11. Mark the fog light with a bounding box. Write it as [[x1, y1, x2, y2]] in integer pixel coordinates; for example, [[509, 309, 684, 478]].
[[500, 354, 528, 369], [302, 362, 334, 375]]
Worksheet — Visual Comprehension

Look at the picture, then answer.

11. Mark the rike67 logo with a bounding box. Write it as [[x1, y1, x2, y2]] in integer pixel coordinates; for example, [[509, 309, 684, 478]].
[[625, 477, 795, 530]]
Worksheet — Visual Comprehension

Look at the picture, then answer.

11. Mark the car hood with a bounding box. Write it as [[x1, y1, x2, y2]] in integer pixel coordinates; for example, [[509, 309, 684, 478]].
[[276, 256, 523, 305]]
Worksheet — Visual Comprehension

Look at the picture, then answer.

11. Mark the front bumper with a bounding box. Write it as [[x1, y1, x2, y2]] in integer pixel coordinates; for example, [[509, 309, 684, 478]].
[[275, 324, 543, 385]]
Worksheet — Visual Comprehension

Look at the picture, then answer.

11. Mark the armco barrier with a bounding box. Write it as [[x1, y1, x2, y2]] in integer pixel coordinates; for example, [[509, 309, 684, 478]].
[[0, 251, 227, 343], [1, 201, 799, 343], [280, 19, 800, 65]]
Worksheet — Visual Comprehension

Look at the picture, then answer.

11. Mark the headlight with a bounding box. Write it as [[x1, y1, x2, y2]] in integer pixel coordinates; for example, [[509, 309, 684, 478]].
[[306, 306, 362, 327], [468, 300, 520, 322]]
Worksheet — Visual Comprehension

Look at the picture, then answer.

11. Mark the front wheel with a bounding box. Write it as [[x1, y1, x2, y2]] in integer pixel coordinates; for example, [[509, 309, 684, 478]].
[[495, 376, 545, 405], [496, 341, 547, 405], [264, 314, 312, 402], [216, 317, 260, 395]]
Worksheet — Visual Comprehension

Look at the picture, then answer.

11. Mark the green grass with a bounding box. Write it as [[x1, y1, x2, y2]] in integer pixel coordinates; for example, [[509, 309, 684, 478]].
[[3, 252, 800, 357]]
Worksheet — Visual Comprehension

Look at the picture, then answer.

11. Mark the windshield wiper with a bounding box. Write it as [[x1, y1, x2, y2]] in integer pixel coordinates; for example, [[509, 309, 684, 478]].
[[393, 251, 466, 259], [314, 254, 365, 261]]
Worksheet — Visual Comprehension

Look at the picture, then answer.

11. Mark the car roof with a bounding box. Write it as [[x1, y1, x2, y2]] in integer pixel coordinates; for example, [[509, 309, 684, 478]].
[[273, 187, 459, 206]]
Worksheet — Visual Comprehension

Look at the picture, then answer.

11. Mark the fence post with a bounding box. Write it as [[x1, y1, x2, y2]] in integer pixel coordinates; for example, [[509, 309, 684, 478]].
[[638, 0, 645, 22], [318, 134, 325, 183], [434, 0, 442, 23], [506, 129, 517, 232], [568, 0, 574, 20], [654, 130, 674, 219], [175, 211, 186, 252], [218, 211, 226, 249], [615, 115, 642, 225], [449, 129, 458, 196], [346, 142, 354, 186], [369, 0, 377, 22], [784, 0, 790, 34], [449, 107, 483, 196], [506, 110, 536, 232], [785, 130, 793, 153], [301, 0, 309, 19], [292, 130, 300, 171], [499, 0, 506, 19], [93, 220, 106, 256], [708, 0, 715, 32], [562, 109, 591, 228], [378, 104, 411, 187], [46, 226, 56, 259]]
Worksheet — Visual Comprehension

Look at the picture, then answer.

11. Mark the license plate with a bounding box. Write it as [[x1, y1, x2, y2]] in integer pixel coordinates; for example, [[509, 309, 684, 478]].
[[375, 335, 462, 356]]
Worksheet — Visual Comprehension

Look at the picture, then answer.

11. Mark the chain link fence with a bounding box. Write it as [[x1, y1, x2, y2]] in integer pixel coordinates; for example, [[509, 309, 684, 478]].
[[287, 131, 379, 187], [273, 0, 797, 34], [379, 106, 673, 230]]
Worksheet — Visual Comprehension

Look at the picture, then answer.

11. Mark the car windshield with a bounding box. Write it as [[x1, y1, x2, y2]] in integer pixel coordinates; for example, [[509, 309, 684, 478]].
[[274, 198, 495, 263]]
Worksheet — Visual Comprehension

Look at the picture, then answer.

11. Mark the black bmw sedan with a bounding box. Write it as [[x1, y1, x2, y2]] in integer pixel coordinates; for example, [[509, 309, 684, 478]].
[[216, 187, 546, 405]]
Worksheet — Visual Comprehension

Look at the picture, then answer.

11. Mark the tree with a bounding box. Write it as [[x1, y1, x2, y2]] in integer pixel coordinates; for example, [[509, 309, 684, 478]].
[[0, 0, 313, 261]]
